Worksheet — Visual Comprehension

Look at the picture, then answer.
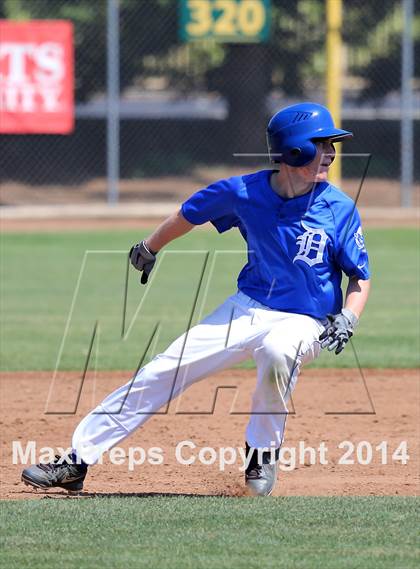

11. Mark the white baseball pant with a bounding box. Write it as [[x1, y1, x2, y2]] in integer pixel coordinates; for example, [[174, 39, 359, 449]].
[[72, 291, 323, 464]]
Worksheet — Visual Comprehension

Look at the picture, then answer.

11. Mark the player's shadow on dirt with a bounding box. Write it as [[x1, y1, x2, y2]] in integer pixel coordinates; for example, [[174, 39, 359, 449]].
[[87, 491, 231, 498], [40, 491, 239, 499]]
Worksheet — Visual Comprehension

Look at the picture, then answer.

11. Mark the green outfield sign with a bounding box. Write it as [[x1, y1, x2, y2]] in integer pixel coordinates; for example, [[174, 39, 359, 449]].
[[179, 0, 271, 43]]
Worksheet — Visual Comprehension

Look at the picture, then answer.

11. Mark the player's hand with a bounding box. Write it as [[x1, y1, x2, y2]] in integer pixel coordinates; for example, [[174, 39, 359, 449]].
[[319, 309, 358, 355], [129, 240, 157, 284]]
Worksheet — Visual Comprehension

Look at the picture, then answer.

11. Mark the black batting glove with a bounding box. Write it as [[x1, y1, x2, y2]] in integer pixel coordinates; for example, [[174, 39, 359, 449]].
[[129, 240, 157, 284], [319, 308, 358, 355]]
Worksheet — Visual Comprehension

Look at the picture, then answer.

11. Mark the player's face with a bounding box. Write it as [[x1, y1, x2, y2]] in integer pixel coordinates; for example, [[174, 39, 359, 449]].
[[300, 140, 336, 182]]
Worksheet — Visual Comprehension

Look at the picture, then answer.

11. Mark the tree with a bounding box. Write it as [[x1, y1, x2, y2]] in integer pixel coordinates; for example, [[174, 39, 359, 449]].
[[0, 0, 179, 101], [2, 0, 412, 104], [343, 0, 420, 100], [1, 0, 415, 169]]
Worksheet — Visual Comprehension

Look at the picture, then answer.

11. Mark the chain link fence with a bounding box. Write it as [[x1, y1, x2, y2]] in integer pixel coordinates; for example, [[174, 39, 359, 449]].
[[1, 0, 418, 206]]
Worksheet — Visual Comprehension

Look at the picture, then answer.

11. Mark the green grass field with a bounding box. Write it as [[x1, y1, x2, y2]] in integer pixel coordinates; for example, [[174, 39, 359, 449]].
[[1, 497, 419, 569], [1, 227, 419, 569], [1, 228, 419, 370]]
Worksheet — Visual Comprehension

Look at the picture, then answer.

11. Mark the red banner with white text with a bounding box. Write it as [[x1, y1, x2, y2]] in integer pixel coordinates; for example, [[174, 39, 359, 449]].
[[0, 20, 74, 134]]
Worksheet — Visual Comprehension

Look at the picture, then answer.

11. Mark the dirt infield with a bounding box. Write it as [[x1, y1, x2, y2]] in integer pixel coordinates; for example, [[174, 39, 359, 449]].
[[1, 369, 418, 499], [1, 210, 419, 233], [1, 174, 419, 208], [2, 174, 418, 231]]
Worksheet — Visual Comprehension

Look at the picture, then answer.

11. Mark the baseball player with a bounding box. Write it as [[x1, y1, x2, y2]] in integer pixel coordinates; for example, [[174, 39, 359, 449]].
[[22, 102, 370, 496]]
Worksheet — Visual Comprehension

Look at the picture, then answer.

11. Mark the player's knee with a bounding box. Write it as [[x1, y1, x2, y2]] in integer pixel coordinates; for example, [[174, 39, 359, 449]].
[[262, 338, 293, 378]]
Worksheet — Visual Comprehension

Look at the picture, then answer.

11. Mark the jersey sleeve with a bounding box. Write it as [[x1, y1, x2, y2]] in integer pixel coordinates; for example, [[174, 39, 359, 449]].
[[210, 213, 241, 234], [334, 204, 370, 280], [181, 178, 239, 233]]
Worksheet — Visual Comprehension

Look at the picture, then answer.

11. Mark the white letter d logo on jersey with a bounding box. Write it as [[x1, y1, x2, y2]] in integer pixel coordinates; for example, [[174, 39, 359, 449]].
[[293, 221, 328, 267]]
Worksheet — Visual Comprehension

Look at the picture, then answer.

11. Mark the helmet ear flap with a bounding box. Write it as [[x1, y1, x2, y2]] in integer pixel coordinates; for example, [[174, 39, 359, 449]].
[[283, 140, 317, 167]]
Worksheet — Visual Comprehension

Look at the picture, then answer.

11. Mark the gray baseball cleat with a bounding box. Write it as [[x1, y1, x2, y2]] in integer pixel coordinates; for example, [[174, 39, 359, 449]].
[[245, 443, 280, 496], [22, 454, 87, 494]]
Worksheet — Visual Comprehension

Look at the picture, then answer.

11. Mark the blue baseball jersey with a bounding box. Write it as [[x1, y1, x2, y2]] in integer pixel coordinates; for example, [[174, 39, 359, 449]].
[[181, 170, 370, 319]]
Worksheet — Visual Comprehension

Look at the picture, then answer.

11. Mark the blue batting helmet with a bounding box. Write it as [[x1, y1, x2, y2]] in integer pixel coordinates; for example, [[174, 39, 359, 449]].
[[266, 102, 353, 167]]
